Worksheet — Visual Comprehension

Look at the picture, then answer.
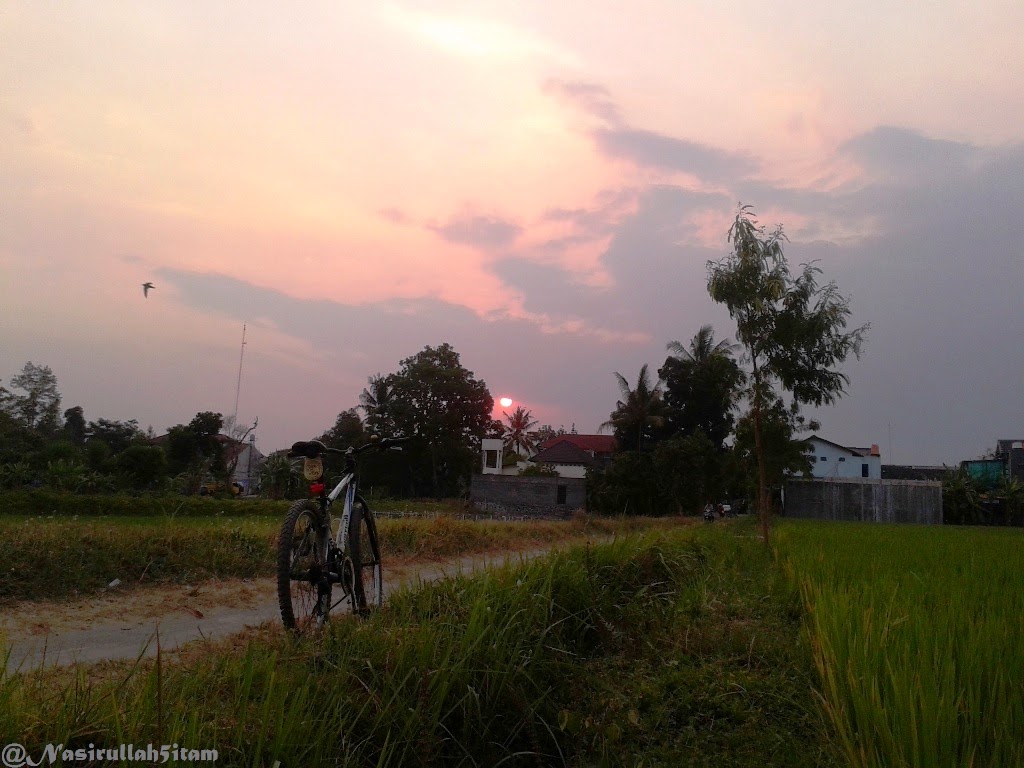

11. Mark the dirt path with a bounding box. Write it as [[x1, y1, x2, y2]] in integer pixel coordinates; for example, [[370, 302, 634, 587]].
[[2, 546, 561, 674]]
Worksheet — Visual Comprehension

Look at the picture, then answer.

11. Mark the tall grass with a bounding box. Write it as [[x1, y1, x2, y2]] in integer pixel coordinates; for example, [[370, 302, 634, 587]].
[[1, 524, 834, 766], [776, 522, 1024, 768], [0, 512, 690, 603]]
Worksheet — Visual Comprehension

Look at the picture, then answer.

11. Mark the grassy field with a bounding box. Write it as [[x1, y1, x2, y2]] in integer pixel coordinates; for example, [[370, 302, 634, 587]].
[[3, 512, 1020, 766], [0, 521, 833, 767], [0, 509, 691, 603], [775, 521, 1024, 768]]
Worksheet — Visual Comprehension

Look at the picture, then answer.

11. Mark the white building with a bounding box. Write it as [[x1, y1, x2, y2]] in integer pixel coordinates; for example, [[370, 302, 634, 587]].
[[803, 435, 881, 480]]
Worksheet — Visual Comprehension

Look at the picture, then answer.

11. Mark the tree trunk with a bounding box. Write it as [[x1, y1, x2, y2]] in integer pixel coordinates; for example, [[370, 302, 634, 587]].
[[751, 359, 771, 543]]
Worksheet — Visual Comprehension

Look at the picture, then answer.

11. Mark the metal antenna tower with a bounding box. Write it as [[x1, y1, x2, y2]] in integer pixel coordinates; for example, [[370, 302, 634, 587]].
[[232, 323, 247, 421]]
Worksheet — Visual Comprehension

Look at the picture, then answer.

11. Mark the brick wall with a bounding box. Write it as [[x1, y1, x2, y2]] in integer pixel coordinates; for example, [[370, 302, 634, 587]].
[[784, 478, 943, 524], [470, 474, 585, 518]]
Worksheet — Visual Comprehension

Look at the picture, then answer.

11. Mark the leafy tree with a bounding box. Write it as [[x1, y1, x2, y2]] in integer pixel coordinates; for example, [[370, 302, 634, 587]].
[[732, 397, 815, 504], [165, 411, 225, 479], [0, 410, 43, 464], [320, 409, 366, 449], [996, 476, 1024, 526], [660, 325, 745, 449], [85, 439, 114, 473], [651, 431, 725, 515], [502, 406, 538, 456], [600, 364, 668, 456], [63, 406, 87, 446], [942, 467, 982, 525], [116, 445, 168, 490], [260, 452, 299, 499], [1, 362, 62, 435], [87, 418, 141, 454], [387, 343, 494, 497], [586, 453, 661, 516], [707, 206, 868, 539], [534, 424, 566, 446]]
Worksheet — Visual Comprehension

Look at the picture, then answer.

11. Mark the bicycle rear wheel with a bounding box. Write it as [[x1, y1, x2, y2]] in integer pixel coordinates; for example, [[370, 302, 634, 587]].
[[348, 495, 383, 615], [277, 499, 330, 632]]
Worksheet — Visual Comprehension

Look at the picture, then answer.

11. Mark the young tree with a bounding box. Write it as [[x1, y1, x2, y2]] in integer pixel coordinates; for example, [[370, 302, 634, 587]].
[[600, 364, 668, 456], [659, 325, 745, 448], [707, 206, 868, 540]]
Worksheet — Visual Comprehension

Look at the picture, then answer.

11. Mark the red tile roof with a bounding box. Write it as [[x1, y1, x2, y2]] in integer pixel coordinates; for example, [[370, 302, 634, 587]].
[[531, 441, 598, 467], [539, 434, 616, 455]]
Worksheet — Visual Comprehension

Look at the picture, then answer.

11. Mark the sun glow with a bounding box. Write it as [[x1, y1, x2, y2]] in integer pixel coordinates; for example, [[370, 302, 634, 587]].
[[499, 397, 513, 407]]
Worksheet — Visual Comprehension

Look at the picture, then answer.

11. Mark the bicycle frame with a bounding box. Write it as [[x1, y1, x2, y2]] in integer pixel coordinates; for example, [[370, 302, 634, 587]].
[[323, 471, 357, 554]]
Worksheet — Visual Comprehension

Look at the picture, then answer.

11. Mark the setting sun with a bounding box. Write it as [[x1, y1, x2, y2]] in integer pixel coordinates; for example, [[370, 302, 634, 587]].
[[499, 397, 513, 407]]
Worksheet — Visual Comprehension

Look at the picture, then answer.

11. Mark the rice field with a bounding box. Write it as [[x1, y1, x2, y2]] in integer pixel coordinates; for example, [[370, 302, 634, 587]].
[[776, 521, 1024, 768]]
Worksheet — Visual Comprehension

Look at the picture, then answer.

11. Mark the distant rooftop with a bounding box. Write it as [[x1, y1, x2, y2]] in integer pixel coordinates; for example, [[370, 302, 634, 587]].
[[539, 434, 616, 455]]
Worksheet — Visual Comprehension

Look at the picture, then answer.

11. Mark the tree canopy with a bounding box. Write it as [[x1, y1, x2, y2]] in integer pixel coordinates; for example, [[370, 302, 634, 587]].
[[385, 343, 494, 497], [600, 364, 668, 456], [502, 406, 538, 457], [659, 325, 744, 449], [0, 362, 62, 435]]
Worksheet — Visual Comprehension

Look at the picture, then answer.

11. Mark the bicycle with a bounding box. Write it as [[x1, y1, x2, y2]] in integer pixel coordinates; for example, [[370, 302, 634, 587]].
[[277, 435, 406, 632]]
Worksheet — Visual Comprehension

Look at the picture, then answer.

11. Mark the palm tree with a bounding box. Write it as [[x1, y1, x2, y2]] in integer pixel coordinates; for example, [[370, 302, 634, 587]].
[[359, 374, 394, 434], [666, 324, 738, 363], [661, 324, 745, 448], [600, 364, 667, 455], [503, 406, 538, 457]]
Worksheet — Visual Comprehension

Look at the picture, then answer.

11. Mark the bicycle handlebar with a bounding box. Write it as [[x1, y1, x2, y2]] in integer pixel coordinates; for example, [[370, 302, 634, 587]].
[[287, 435, 410, 460]]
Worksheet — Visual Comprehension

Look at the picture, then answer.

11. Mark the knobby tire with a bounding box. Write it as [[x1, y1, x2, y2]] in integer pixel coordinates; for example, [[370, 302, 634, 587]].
[[277, 499, 329, 632], [348, 495, 383, 615]]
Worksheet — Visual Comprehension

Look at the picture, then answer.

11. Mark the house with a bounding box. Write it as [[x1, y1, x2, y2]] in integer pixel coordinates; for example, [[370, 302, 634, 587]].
[[802, 435, 881, 480], [471, 433, 615, 516], [528, 434, 616, 477], [996, 439, 1024, 482], [481, 434, 617, 479], [221, 434, 265, 493], [148, 431, 265, 493]]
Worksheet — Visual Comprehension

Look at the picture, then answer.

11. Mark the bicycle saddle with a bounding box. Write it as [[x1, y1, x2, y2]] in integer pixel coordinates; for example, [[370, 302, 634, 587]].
[[288, 440, 327, 459]]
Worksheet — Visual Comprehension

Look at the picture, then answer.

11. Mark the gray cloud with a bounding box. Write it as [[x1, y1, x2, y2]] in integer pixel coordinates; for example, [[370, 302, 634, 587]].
[[593, 127, 757, 183], [543, 79, 623, 125], [428, 212, 523, 251], [492, 259, 608, 318], [840, 126, 976, 181]]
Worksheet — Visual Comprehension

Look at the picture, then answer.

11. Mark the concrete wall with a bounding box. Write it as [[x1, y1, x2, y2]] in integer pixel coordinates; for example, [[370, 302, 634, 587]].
[[784, 478, 942, 524], [470, 474, 585, 518]]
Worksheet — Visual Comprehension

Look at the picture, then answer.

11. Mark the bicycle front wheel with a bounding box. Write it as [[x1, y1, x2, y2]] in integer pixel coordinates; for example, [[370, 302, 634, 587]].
[[348, 495, 383, 615], [277, 499, 330, 632]]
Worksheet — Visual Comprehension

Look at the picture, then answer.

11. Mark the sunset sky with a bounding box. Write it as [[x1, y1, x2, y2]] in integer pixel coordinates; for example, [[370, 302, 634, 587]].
[[2, 1, 1022, 464]]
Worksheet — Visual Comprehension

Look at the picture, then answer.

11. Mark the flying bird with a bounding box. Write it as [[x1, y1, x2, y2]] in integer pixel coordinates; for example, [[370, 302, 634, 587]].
[[142, 282, 154, 298]]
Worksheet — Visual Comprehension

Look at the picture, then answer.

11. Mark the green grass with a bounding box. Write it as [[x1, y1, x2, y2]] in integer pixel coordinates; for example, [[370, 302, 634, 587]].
[[0, 510, 691, 603], [775, 521, 1024, 768], [0, 522, 834, 767]]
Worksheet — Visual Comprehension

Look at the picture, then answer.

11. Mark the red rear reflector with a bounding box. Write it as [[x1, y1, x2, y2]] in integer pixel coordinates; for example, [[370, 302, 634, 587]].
[[310, 483, 325, 494]]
